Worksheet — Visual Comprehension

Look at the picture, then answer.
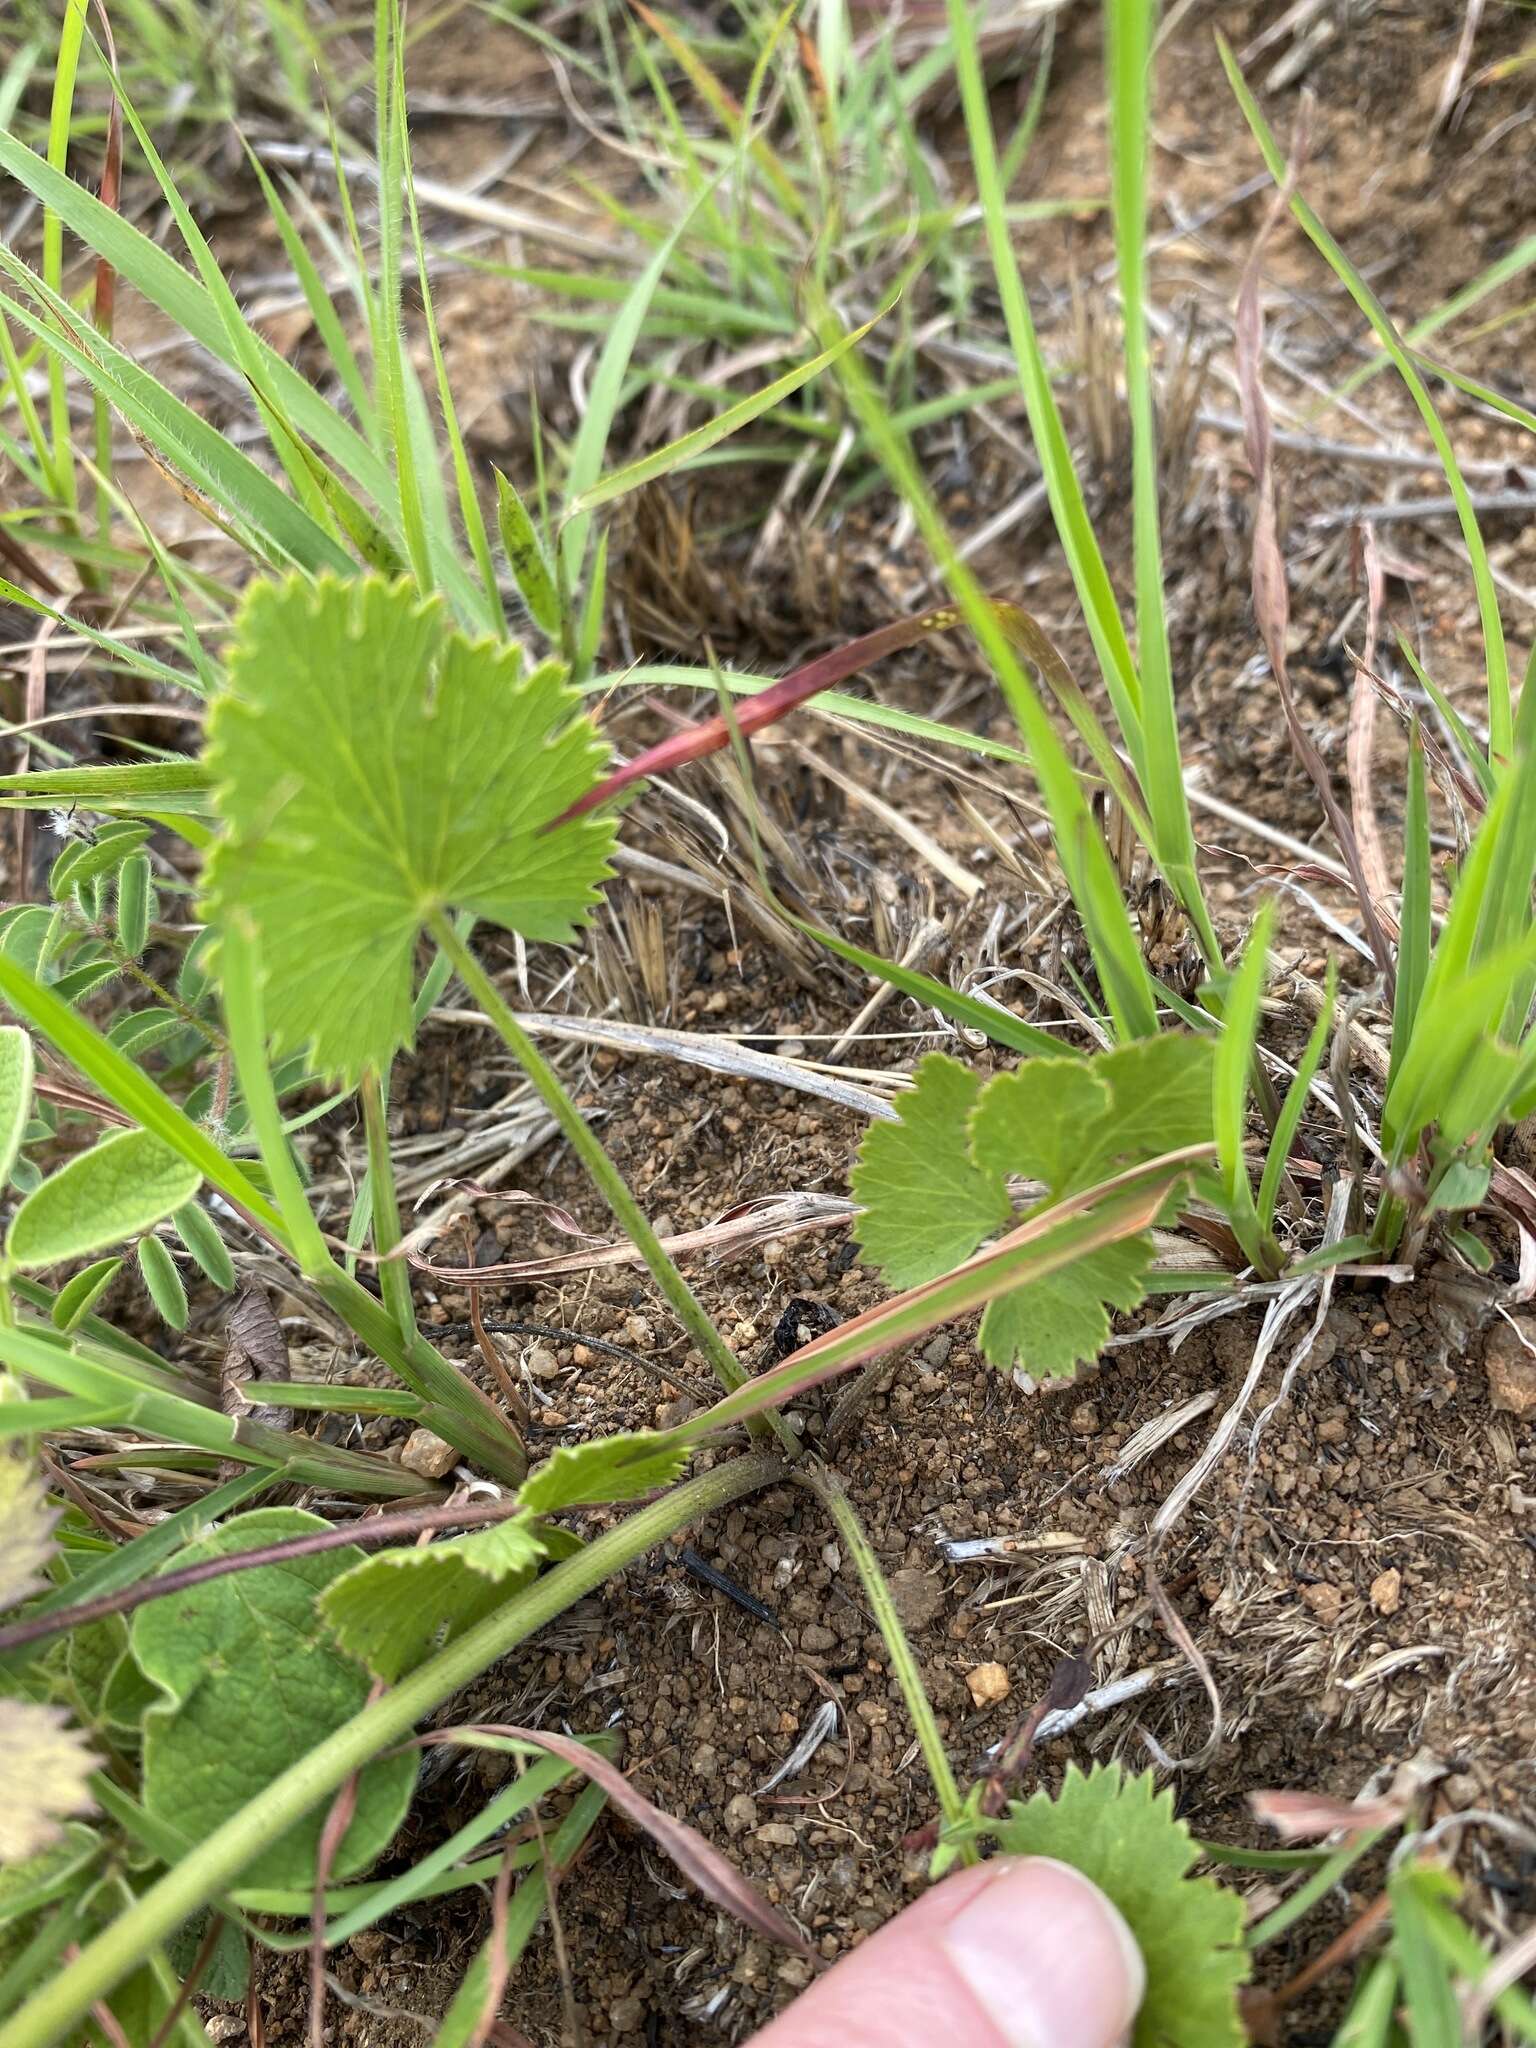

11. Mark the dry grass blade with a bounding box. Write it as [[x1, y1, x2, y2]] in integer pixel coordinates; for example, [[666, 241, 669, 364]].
[[407, 1189, 856, 1286], [1234, 101, 1397, 995], [424, 1726, 810, 1955], [1347, 524, 1393, 909], [449, 1009, 900, 1121], [1248, 1789, 1408, 1840]]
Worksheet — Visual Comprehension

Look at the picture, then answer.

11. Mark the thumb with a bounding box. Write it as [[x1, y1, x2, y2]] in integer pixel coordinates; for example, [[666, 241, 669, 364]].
[[749, 1855, 1145, 2048]]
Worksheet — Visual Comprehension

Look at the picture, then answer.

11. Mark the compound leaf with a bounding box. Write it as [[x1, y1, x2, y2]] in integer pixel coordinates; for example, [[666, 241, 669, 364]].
[[6, 1129, 201, 1271], [0, 1702, 97, 1866], [320, 1513, 547, 1684], [851, 1054, 1010, 1286], [131, 1507, 416, 1888], [989, 1763, 1247, 2048], [978, 1235, 1153, 1380], [201, 575, 615, 1084]]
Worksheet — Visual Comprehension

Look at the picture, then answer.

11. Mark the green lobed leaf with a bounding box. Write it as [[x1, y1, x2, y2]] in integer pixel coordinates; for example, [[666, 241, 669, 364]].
[[985, 1763, 1248, 2048], [972, 1035, 1214, 1198], [201, 574, 616, 1085], [855, 1035, 1213, 1380], [130, 1508, 417, 1889], [0, 1025, 35, 1190], [969, 1057, 1111, 1189], [850, 1053, 1011, 1287], [518, 1432, 689, 1513], [319, 1513, 547, 1684], [5, 1130, 202, 1272], [978, 1236, 1153, 1378]]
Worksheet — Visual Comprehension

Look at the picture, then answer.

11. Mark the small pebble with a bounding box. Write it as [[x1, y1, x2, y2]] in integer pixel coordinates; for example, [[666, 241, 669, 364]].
[[965, 1662, 1011, 1708], [725, 1793, 759, 1836], [398, 1427, 458, 1479], [756, 1822, 798, 1847]]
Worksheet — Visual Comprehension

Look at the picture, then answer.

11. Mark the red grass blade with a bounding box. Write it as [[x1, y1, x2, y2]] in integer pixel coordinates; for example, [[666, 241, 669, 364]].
[[558, 598, 1079, 824]]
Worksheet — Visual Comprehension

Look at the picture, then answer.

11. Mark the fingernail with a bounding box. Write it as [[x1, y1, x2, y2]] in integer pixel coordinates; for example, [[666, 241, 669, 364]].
[[937, 1856, 1146, 2048]]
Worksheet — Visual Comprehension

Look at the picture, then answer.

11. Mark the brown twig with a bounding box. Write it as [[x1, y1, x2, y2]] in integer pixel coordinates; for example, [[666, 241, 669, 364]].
[[145, 1913, 226, 2048]]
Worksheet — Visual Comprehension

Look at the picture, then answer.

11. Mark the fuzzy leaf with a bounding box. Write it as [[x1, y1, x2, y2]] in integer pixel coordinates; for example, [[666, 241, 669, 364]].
[[131, 1508, 416, 1888], [201, 574, 615, 1084], [0, 1702, 97, 1865], [0, 1025, 34, 1189], [978, 1236, 1153, 1379], [6, 1129, 201, 1270], [319, 1513, 547, 1684], [0, 1446, 59, 1611], [988, 1764, 1247, 2048], [518, 1432, 689, 1514], [851, 1053, 1010, 1286]]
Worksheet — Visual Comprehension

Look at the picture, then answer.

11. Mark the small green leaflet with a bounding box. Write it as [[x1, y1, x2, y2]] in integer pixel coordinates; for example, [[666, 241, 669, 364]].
[[320, 1431, 687, 1682], [131, 1508, 416, 1888], [5, 1130, 202, 1272], [0, 1026, 35, 1188], [850, 1054, 1010, 1288], [201, 575, 616, 1085], [985, 1764, 1247, 2048], [852, 1036, 1213, 1380], [319, 1514, 547, 1684], [518, 1431, 689, 1513]]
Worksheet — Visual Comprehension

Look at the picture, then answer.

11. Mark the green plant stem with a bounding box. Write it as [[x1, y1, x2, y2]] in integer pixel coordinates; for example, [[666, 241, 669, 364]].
[[798, 1462, 966, 1839], [3, 1451, 785, 2048], [221, 912, 525, 1483], [360, 1066, 415, 1342], [429, 914, 796, 1454]]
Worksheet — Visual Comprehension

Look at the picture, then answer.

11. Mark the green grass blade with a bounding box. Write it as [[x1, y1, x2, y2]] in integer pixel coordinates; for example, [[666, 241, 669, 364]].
[[825, 315, 1158, 1041], [567, 306, 886, 516], [560, 182, 717, 592], [1106, 0, 1216, 962], [1258, 957, 1334, 1232], [1389, 723, 1431, 1092], [0, 263, 353, 574], [1211, 898, 1273, 1267], [1324, 232, 1536, 410], [0, 950, 284, 1236], [1219, 34, 1511, 761], [1394, 630, 1494, 793], [0, 129, 393, 515], [946, 0, 1145, 767]]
